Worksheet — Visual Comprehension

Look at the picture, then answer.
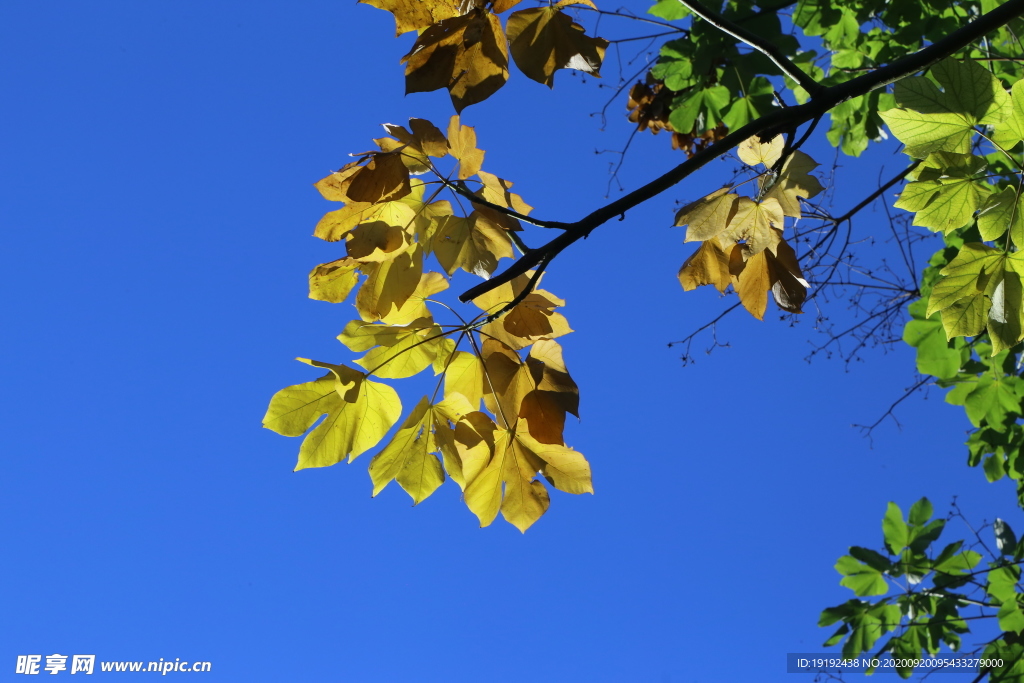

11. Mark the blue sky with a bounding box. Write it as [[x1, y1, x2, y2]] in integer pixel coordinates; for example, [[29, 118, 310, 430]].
[[2, 2, 1021, 681]]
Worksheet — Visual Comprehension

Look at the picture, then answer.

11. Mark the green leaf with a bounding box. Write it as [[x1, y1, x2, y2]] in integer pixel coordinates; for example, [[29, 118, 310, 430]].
[[893, 153, 990, 234], [992, 80, 1024, 148], [987, 564, 1021, 603], [647, 0, 688, 21], [837, 554, 889, 596], [908, 497, 933, 526], [978, 187, 1024, 247], [985, 453, 1007, 482], [903, 317, 962, 379], [999, 600, 1024, 634], [669, 85, 731, 134], [883, 502, 909, 554]]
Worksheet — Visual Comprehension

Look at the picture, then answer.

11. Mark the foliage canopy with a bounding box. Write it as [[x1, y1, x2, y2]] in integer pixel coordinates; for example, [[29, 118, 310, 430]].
[[264, 0, 1024, 675]]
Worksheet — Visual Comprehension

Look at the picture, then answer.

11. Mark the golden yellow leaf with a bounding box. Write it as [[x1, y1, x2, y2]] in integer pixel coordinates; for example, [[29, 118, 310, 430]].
[[461, 423, 590, 531], [505, 7, 608, 87], [481, 338, 535, 427], [359, 0, 459, 36], [308, 258, 361, 303], [378, 118, 450, 173], [473, 273, 573, 350], [314, 163, 362, 202], [528, 339, 579, 418], [761, 150, 824, 218], [476, 170, 533, 215], [378, 271, 450, 326], [491, 0, 524, 12], [355, 244, 424, 322], [429, 211, 514, 277], [676, 188, 739, 242], [737, 134, 784, 167], [716, 196, 784, 255], [402, 9, 509, 112], [454, 410, 498, 486], [314, 201, 416, 243], [678, 238, 732, 293], [344, 151, 412, 205], [735, 249, 771, 320], [447, 116, 486, 180]]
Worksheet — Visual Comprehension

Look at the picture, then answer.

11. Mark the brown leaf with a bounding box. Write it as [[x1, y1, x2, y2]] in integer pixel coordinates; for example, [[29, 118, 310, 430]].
[[359, 0, 460, 35], [348, 151, 411, 204], [767, 236, 808, 314], [505, 7, 608, 87], [402, 9, 509, 112]]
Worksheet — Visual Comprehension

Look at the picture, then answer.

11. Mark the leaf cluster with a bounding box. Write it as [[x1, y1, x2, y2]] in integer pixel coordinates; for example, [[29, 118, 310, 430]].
[[362, 0, 609, 111], [820, 499, 1024, 680], [265, 117, 591, 531]]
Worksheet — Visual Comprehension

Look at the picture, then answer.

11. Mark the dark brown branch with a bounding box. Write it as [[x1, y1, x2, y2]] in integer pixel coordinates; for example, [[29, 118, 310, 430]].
[[676, 0, 825, 96], [459, 0, 1024, 304]]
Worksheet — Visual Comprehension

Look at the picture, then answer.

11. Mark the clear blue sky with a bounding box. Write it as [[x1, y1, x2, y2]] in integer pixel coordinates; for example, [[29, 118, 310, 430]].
[[2, 2, 1019, 681]]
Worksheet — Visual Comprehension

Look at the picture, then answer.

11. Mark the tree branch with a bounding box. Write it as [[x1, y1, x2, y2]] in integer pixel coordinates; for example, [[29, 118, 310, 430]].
[[459, 0, 1024, 304], [675, 0, 825, 96]]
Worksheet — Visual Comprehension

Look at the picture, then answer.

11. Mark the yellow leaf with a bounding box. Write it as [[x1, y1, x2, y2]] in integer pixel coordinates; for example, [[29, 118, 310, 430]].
[[263, 361, 402, 470], [447, 116, 486, 180], [476, 170, 533, 215], [359, 0, 459, 36], [735, 249, 771, 320], [676, 188, 739, 243], [473, 272, 573, 350], [402, 9, 509, 112], [345, 221, 410, 262], [355, 244, 424, 323], [308, 258, 360, 303], [444, 350, 486, 411], [761, 151, 824, 218], [505, 7, 608, 87], [339, 317, 453, 379], [737, 134, 784, 167], [367, 397, 447, 504], [481, 339, 535, 427], [717, 197, 784, 255], [380, 271, 450, 326], [454, 410, 498, 486], [461, 423, 591, 531], [527, 339, 579, 418], [428, 212, 514, 277], [378, 118, 450, 173], [678, 238, 732, 293]]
